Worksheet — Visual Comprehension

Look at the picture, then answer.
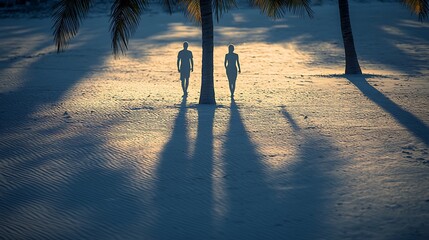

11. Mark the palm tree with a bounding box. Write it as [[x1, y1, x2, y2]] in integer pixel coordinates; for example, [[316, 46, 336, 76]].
[[339, 0, 428, 74], [252, 0, 313, 19], [338, 0, 361, 74], [198, 0, 216, 104]]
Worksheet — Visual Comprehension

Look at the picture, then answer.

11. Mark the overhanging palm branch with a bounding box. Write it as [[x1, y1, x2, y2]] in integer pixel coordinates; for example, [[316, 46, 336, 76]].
[[178, 0, 237, 23], [110, 0, 148, 55], [111, 0, 178, 55], [52, 0, 176, 56], [52, 0, 92, 52], [179, 0, 201, 23], [401, 0, 428, 20], [252, 0, 313, 19]]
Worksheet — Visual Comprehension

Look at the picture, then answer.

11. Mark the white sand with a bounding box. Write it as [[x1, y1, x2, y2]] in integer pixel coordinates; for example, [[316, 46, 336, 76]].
[[0, 2, 429, 239]]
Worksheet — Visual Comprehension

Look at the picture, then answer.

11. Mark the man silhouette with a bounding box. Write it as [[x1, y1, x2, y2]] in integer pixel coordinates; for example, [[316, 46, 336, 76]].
[[177, 41, 193, 96]]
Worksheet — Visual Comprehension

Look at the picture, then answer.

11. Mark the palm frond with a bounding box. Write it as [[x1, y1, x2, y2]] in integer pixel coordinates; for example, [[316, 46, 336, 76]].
[[401, 0, 428, 21], [178, 0, 238, 24], [213, 0, 237, 22], [52, 0, 92, 52], [110, 0, 148, 56], [252, 0, 313, 19], [178, 0, 201, 24]]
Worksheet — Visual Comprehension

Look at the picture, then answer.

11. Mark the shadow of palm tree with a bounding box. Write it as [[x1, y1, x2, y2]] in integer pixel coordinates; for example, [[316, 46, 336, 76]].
[[152, 98, 216, 238], [347, 75, 429, 145]]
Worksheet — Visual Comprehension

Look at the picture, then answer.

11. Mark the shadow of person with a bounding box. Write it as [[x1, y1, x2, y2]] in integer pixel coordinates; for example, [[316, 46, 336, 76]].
[[219, 100, 283, 238], [347, 75, 429, 145], [224, 45, 241, 98], [217, 100, 337, 238]]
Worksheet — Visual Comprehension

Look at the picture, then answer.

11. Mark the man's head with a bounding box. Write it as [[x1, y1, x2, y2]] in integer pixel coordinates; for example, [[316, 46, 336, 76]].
[[183, 41, 189, 50]]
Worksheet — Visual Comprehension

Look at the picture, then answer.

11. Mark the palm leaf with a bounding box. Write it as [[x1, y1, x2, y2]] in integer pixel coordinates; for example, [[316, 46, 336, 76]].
[[252, 0, 314, 19], [401, 0, 428, 20], [179, 0, 238, 23], [179, 0, 201, 23], [52, 0, 92, 52], [110, 0, 148, 56]]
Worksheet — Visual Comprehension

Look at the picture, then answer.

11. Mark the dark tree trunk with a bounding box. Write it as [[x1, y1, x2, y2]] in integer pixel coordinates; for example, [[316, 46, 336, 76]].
[[338, 0, 362, 74], [199, 0, 216, 104]]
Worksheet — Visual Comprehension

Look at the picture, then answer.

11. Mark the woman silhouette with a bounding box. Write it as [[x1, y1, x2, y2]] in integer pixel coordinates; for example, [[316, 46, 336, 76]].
[[224, 44, 241, 98]]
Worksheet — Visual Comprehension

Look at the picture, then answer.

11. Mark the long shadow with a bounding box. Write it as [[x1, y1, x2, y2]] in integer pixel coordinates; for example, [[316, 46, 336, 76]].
[[218, 101, 336, 239], [347, 75, 429, 145], [189, 104, 216, 235], [219, 100, 279, 239], [152, 98, 215, 238], [279, 106, 343, 238]]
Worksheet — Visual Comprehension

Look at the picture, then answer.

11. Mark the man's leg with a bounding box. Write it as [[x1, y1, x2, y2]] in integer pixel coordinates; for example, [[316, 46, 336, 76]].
[[181, 79, 186, 95], [184, 78, 189, 94]]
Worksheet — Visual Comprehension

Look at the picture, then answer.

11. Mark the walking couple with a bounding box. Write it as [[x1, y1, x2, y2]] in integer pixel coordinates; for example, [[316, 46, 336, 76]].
[[177, 41, 241, 98]]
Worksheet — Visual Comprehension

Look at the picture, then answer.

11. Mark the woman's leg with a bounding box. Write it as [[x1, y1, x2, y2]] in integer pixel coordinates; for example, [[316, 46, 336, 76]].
[[230, 77, 236, 97], [227, 68, 237, 97]]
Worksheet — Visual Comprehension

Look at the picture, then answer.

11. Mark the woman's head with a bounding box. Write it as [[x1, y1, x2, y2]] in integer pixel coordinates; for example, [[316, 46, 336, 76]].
[[228, 44, 234, 53]]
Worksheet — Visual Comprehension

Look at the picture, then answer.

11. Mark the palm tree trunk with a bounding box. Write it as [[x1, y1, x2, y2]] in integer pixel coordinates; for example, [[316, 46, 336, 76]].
[[199, 0, 216, 104], [338, 0, 362, 74]]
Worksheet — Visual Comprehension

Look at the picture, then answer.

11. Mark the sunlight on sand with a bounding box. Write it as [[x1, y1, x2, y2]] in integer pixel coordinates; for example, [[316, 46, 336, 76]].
[[148, 23, 200, 41]]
